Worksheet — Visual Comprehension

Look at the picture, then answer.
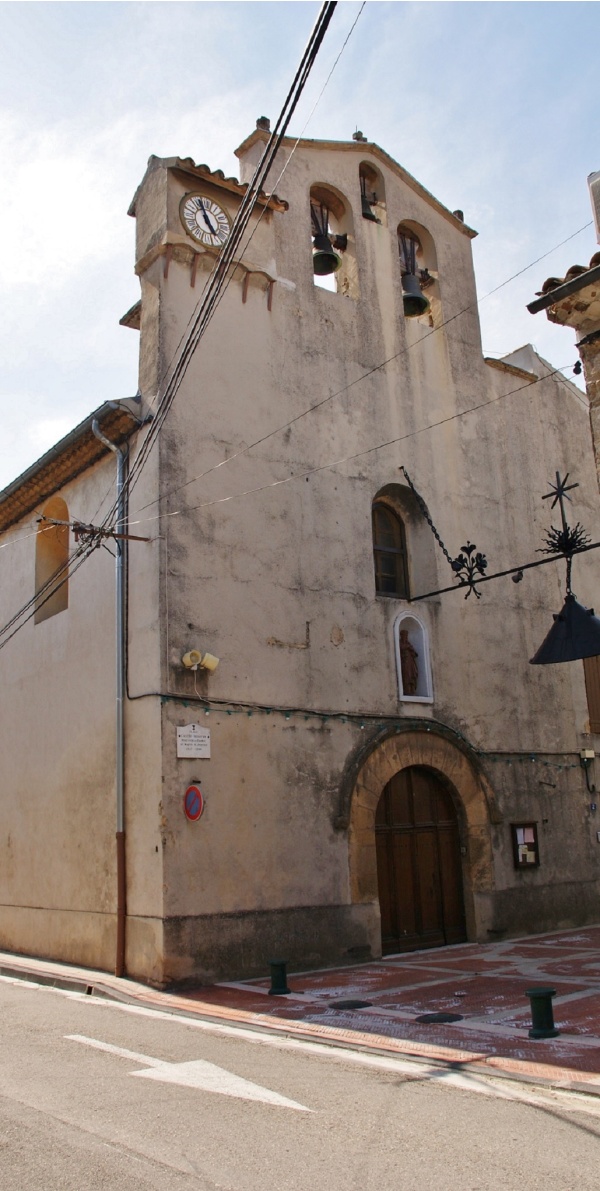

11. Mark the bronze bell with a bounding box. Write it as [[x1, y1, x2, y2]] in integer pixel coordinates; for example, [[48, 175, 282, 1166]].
[[530, 594, 600, 665], [312, 232, 342, 276], [401, 272, 430, 318], [361, 193, 379, 222]]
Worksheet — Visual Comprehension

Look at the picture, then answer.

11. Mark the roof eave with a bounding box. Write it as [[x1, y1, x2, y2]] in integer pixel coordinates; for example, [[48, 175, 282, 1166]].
[[527, 263, 600, 314], [234, 131, 476, 237], [0, 403, 141, 535]]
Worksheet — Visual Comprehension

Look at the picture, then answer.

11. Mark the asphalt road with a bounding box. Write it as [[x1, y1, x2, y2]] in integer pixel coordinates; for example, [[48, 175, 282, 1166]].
[[1, 974, 600, 1190]]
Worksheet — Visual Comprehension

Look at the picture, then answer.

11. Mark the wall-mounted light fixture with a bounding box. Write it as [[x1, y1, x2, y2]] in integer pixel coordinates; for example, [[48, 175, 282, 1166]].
[[182, 650, 220, 673]]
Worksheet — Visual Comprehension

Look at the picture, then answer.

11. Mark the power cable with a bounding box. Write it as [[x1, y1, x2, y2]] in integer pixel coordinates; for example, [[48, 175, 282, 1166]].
[[1, 355, 576, 649], [0, 2, 342, 653], [5, 350, 580, 653], [0, 204, 588, 645], [113, 2, 364, 528], [194, 2, 367, 335], [109, 1, 340, 520], [122, 361, 578, 531], [0, 536, 94, 649], [0, 10, 592, 646]]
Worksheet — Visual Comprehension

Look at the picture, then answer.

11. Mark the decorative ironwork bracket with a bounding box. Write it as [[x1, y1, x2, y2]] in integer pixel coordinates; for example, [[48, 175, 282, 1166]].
[[401, 468, 598, 603], [400, 467, 487, 598]]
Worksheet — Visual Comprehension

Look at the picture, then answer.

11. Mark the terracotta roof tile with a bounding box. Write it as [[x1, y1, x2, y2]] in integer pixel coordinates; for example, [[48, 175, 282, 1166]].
[[539, 253, 600, 296], [129, 156, 288, 218]]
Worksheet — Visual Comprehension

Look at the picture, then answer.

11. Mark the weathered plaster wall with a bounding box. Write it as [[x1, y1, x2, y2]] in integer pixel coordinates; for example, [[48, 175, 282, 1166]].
[[129, 141, 600, 980], [5, 138, 598, 987]]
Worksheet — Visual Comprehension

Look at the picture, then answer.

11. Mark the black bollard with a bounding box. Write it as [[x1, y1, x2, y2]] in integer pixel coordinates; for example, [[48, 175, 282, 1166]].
[[526, 986, 559, 1039], [268, 958, 291, 995]]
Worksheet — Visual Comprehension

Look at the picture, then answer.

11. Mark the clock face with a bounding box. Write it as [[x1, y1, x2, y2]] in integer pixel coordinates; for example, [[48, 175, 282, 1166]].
[[180, 193, 231, 247]]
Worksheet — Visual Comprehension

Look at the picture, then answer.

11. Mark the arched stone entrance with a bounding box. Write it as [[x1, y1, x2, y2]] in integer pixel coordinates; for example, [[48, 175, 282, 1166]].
[[346, 726, 498, 953], [376, 766, 466, 953]]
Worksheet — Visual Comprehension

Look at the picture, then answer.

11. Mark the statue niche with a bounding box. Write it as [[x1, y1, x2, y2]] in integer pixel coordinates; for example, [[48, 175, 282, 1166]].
[[399, 628, 419, 696], [394, 614, 432, 702]]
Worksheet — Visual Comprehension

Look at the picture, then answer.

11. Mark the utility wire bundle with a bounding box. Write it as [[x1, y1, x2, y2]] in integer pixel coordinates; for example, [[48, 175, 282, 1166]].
[[104, 0, 338, 524], [0, 1, 338, 653]]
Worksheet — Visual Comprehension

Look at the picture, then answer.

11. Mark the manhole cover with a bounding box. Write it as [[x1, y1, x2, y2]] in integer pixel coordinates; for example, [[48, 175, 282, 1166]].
[[415, 1012, 464, 1024], [329, 999, 373, 1010]]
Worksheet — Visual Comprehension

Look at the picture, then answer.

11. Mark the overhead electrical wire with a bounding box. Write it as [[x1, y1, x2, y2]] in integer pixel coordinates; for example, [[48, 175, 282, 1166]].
[[0, 346, 581, 652], [0, 228, 590, 649], [120, 361, 580, 531], [140, 0, 365, 432], [192, 1, 367, 336], [102, 0, 340, 526], [0, 458, 123, 555], [0, 537, 94, 650], [0, 8, 594, 653], [0, 1, 343, 651]]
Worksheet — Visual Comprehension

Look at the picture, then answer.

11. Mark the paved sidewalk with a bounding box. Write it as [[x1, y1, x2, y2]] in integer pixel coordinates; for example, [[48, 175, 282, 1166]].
[[3, 926, 600, 1096]]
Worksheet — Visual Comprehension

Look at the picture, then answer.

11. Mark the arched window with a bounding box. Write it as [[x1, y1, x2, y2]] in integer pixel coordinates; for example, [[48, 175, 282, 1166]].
[[372, 501, 409, 598], [35, 496, 69, 623]]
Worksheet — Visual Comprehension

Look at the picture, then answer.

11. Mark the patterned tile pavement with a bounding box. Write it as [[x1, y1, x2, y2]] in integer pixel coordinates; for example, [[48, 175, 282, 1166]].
[[179, 926, 600, 1080]]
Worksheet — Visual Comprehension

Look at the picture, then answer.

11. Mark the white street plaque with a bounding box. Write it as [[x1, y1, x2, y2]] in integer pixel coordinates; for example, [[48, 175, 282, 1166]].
[[177, 723, 211, 759]]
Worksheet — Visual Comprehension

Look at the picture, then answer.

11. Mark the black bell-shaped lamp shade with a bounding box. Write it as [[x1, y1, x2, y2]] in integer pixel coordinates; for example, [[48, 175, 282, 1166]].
[[530, 594, 600, 665]]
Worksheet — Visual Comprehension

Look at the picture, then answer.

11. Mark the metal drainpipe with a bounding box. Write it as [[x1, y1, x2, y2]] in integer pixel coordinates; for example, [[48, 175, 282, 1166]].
[[92, 420, 128, 977]]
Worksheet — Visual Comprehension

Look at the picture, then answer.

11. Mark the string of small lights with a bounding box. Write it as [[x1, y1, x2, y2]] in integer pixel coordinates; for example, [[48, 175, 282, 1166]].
[[155, 692, 583, 770]]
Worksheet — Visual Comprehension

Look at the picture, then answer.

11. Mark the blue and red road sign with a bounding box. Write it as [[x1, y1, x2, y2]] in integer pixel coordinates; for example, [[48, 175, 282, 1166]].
[[184, 784, 204, 821]]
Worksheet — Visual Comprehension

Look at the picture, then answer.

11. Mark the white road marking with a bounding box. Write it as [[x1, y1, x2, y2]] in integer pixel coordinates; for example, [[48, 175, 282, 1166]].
[[3, 976, 598, 1117], [66, 1034, 312, 1111]]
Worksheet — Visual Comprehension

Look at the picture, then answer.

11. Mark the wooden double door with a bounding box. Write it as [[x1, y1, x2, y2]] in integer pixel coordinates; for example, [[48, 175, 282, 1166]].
[[376, 766, 467, 954]]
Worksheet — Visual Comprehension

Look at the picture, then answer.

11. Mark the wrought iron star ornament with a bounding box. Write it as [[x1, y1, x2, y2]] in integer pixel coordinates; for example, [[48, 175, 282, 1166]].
[[542, 471, 579, 530], [539, 472, 590, 593]]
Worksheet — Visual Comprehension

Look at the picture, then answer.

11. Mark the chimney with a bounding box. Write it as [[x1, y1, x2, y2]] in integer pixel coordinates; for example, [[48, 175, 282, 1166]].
[[588, 171, 600, 245]]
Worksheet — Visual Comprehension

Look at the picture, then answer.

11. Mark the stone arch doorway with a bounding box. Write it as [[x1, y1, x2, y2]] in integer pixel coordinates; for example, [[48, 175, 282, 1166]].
[[376, 766, 466, 953], [345, 726, 498, 954]]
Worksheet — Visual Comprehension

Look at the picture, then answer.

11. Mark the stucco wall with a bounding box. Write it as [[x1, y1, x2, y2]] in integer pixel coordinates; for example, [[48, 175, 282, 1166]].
[[3, 137, 599, 986], [130, 141, 600, 980]]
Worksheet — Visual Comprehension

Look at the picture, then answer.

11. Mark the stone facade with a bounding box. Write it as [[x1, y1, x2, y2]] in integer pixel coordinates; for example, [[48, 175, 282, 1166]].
[[1, 132, 600, 986]]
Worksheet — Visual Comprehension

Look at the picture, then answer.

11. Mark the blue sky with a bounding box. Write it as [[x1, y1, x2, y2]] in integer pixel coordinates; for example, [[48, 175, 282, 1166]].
[[0, 1, 598, 489]]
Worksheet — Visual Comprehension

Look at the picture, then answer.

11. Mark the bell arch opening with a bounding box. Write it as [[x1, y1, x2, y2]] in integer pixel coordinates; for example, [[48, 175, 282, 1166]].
[[346, 727, 497, 954], [397, 219, 440, 327], [309, 183, 358, 298]]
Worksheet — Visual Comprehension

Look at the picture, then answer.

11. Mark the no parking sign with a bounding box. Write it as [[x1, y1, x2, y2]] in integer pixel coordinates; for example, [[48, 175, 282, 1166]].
[[184, 784, 204, 822]]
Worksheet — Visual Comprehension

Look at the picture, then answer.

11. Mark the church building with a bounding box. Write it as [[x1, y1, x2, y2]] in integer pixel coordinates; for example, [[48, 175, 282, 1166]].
[[1, 125, 599, 986]]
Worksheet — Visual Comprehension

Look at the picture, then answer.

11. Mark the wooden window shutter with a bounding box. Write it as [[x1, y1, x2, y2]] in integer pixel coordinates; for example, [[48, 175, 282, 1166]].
[[583, 656, 600, 733]]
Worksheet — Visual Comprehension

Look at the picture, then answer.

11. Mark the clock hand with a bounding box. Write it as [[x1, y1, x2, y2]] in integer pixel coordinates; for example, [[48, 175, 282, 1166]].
[[200, 207, 218, 235]]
